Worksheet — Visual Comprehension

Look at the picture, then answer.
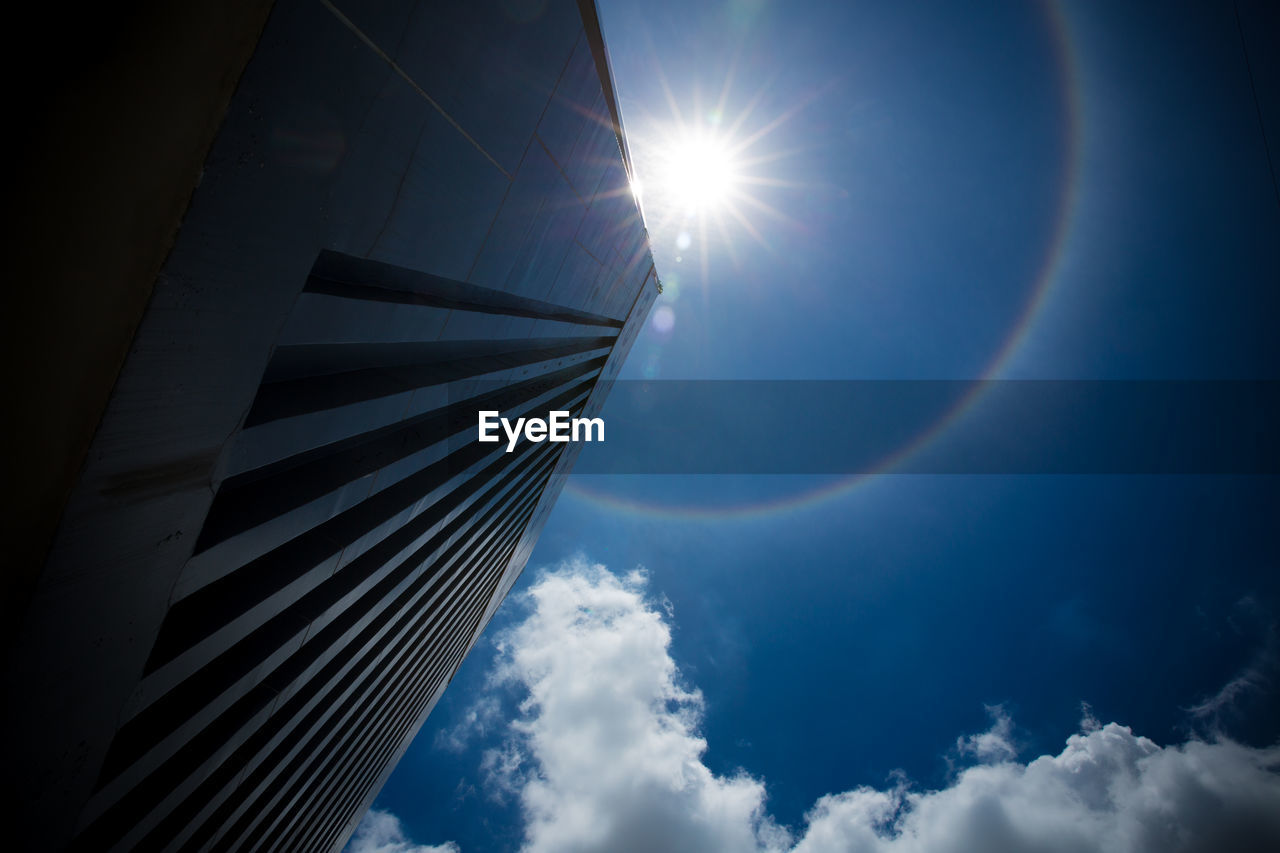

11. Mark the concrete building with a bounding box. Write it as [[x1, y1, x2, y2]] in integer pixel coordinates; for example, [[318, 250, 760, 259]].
[[2, 1, 655, 850]]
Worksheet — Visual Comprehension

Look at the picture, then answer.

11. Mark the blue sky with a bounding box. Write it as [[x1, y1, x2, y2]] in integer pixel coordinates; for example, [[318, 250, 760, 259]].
[[351, 1, 1279, 850]]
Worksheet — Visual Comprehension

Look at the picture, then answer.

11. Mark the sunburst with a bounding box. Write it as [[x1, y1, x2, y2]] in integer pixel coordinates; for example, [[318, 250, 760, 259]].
[[625, 52, 820, 282], [659, 132, 742, 214]]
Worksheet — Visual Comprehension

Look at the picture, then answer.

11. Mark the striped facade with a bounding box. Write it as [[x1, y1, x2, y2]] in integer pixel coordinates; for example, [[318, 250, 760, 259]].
[[4, 1, 654, 850]]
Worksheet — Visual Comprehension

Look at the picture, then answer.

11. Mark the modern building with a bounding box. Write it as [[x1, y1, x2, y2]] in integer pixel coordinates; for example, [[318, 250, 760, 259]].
[[2, 1, 655, 850]]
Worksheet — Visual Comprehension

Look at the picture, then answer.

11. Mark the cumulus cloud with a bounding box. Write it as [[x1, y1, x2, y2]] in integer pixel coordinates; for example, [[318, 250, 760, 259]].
[[486, 559, 1280, 853], [485, 558, 789, 852], [345, 808, 459, 853], [794, 724, 1280, 853]]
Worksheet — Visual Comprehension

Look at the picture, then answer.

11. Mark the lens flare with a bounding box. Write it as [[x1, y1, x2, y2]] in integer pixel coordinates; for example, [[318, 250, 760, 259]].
[[651, 305, 676, 333]]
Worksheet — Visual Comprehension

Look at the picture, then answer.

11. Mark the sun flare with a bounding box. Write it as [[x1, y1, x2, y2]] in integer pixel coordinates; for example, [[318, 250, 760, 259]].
[[660, 134, 741, 213], [621, 56, 819, 277]]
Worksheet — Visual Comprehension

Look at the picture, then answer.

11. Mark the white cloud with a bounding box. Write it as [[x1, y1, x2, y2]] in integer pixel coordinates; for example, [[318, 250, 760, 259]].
[[794, 724, 1280, 853], [1079, 701, 1102, 733], [435, 695, 503, 754], [486, 559, 1280, 853], [954, 704, 1017, 764], [485, 558, 789, 853], [345, 808, 459, 853]]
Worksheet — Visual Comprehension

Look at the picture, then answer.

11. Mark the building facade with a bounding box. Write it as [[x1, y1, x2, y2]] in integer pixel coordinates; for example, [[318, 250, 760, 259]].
[[3, 1, 655, 850]]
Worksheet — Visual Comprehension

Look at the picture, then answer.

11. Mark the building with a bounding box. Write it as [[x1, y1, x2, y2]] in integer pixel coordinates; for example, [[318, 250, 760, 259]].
[[2, 1, 655, 850]]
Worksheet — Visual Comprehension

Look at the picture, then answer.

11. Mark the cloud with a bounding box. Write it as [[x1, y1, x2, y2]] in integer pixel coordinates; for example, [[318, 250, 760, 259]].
[[1189, 663, 1271, 720], [1079, 701, 1102, 733], [345, 809, 459, 853], [1187, 604, 1277, 726], [435, 695, 503, 754], [794, 724, 1280, 853], [485, 558, 790, 852], [486, 559, 1280, 853], [954, 705, 1017, 764]]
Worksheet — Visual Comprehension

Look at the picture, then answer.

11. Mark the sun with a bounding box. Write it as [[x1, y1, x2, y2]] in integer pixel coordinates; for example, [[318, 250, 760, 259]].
[[660, 134, 741, 213], [613, 54, 821, 273]]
